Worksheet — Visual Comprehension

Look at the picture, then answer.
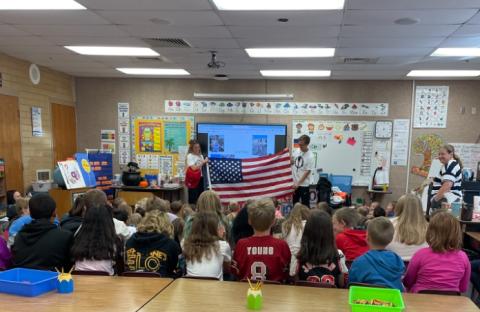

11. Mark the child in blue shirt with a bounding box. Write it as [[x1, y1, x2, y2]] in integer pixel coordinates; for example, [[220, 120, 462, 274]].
[[349, 217, 405, 291]]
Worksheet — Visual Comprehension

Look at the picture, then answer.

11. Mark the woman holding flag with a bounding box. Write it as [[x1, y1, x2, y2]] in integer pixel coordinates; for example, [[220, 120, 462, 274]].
[[185, 140, 208, 205]]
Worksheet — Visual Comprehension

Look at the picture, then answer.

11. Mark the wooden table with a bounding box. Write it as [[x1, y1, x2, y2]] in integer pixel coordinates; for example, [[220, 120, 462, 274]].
[[0, 275, 172, 312], [112, 185, 184, 205], [467, 231, 480, 243], [139, 278, 479, 312]]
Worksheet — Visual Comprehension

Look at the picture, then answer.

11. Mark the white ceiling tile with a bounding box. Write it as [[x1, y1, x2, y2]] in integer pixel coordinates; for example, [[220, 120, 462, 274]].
[[339, 37, 444, 48], [180, 38, 239, 49], [251, 58, 334, 66], [76, 0, 212, 10], [119, 25, 232, 38], [343, 9, 478, 25], [44, 36, 147, 46], [0, 45, 72, 54], [467, 12, 480, 24], [0, 25, 30, 36], [337, 47, 433, 57], [229, 26, 340, 38], [0, 11, 109, 25], [14, 25, 129, 37], [347, 0, 480, 9], [96, 10, 222, 26], [341, 25, 459, 37], [451, 25, 480, 36], [0, 36, 53, 46], [237, 37, 338, 48], [440, 36, 480, 47], [219, 11, 342, 26], [332, 70, 408, 78]]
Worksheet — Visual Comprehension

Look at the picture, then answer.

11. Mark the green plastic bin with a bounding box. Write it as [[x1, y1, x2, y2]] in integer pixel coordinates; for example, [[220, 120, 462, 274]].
[[349, 286, 405, 312]]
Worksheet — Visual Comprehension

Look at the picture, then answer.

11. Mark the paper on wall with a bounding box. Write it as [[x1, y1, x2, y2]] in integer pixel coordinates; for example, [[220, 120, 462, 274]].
[[159, 156, 173, 176], [414, 86, 449, 128], [391, 119, 410, 166], [31, 107, 43, 137], [118, 103, 130, 165], [451, 143, 480, 170], [101, 129, 116, 154]]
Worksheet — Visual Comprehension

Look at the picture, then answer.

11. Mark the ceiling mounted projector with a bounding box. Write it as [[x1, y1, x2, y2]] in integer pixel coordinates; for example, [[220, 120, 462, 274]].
[[207, 51, 226, 69]]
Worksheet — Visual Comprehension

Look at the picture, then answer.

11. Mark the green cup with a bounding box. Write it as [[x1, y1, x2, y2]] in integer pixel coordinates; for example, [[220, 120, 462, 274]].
[[247, 289, 263, 310]]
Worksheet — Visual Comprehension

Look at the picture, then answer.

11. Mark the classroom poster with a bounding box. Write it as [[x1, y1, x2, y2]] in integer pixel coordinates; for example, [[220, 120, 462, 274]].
[[31, 107, 43, 137], [100, 129, 116, 154], [57, 160, 86, 189], [164, 122, 187, 153], [159, 155, 173, 176], [75, 153, 97, 187], [134, 119, 163, 153], [414, 86, 449, 128], [411, 134, 445, 177], [117, 102, 130, 165], [165, 100, 389, 117], [391, 119, 410, 166], [88, 152, 114, 199], [451, 143, 480, 170]]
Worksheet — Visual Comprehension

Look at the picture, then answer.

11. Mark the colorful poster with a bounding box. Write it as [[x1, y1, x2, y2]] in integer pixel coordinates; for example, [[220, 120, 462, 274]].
[[57, 160, 86, 190], [165, 100, 389, 117], [31, 107, 43, 137], [411, 134, 445, 177], [75, 153, 97, 187], [100, 129, 116, 154], [134, 120, 163, 153], [414, 86, 449, 128], [88, 152, 113, 199], [164, 121, 187, 153]]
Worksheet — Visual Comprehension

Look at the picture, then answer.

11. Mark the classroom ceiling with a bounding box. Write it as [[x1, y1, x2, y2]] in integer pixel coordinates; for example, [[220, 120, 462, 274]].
[[2, 0, 480, 79]]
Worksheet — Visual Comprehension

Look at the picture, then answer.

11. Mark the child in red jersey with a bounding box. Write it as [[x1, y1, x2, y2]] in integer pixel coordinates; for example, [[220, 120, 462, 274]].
[[232, 198, 291, 282], [333, 207, 369, 262]]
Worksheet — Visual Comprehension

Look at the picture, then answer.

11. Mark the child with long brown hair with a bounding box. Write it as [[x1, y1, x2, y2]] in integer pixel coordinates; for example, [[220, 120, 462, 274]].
[[183, 211, 231, 280], [403, 212, 470, 293], [282, 203, 310, 276]]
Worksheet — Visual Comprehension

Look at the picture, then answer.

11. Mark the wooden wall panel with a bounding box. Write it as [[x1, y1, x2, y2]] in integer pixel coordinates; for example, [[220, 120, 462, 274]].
[[52, 103, 77, 164], [0, 94, 23, 191]]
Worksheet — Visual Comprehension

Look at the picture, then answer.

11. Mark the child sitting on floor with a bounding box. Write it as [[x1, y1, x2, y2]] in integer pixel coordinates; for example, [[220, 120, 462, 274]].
[[333, 208, 369, 261], [184, 211, 231, 280], [349, 217, 405, 291], [403, 212, 470, 293], [282, 203, 310, 276], [232, 198, 291, 282], [297, 210, 348, 287]]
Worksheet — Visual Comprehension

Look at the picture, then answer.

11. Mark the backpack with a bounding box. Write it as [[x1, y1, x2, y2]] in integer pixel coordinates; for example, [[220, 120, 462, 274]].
[[316, 177, 332, 203]]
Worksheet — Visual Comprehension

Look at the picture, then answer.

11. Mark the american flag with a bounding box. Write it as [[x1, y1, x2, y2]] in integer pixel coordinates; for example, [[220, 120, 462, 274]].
[[208, 149, 294, 204]]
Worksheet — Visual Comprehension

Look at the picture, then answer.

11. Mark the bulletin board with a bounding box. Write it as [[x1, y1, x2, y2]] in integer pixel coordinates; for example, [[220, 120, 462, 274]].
[[292, 120, 392, 186], [131, 115, 194, 175]]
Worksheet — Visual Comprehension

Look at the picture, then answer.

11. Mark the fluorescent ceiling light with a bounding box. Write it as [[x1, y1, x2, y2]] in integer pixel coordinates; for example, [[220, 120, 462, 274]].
[[246, 48, 335, 58], [260, 70, 331, 77], [407, 70, 480, 77], [65, 46, 159, 56], [431, 48, 480, 57], [0, 0, 86, 10], [213, 0, 345, 10], [117, 68, 190, 75]]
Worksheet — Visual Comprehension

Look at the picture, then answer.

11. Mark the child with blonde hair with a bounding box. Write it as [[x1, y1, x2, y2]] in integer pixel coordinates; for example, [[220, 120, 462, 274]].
[[282, 203, 310, 276], [386, 194, 428, 261], [403, 212, 470, 293], [125, 211, 181, 277]]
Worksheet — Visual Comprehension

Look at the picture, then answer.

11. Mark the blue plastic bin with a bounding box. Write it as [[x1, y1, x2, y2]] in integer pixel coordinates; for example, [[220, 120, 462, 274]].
[[330, 175, 353, 193], [0, 268, 58, 297]]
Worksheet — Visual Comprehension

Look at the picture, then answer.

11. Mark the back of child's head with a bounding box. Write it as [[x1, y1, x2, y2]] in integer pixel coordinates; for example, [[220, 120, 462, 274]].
[[84, 189, 108, 210], [127, 213, 142, 227], [183, 211, 220, 263], [367, 217, 394, 248], [172, 217, 185, 243], [373, 206, 386, 218], [135, 207, 146, 218], [282, 203, 310, 235], [170, 201, 183, 215], [370, 201, 380, 210], [316, 201, 332, 216], [113, 207, 129, 223], [333, 207, 360, 229], [145, 196, 170, 213], [228, 201, 240, 214], [427, 211, 462, 253], [135, 197, 149, 211], [197, 190, 222, 214], [29, 193, 56, 220], [182, 204, 194, 220], [247, 198, 275, 232], [137, 211, 173, 238], [299, 210, 337, 265], [356, 206, 369, 217], [69, 195, 85, 217], [112, 197, 127, 208]]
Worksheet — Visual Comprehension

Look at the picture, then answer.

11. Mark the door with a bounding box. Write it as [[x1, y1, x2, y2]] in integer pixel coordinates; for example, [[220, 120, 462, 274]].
[[0, 94, 23, 191], [52, 103, 77, 164]]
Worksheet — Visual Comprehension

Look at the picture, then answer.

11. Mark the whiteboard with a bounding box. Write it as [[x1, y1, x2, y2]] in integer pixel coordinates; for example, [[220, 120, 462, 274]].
[[312, 132, 363, 178]]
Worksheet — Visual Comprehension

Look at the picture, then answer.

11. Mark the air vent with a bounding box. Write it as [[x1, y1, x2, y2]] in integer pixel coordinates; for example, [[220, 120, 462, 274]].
[[337, 57, 379, 64], [143, 38, 192, 48]]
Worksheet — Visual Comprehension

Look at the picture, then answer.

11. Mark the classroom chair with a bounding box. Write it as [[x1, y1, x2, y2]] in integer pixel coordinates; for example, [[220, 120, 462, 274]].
[[72, 270, 110, 276], [294, 280, 336, 288], [121, 271, 163, 278], [418, 289, 461, 296]]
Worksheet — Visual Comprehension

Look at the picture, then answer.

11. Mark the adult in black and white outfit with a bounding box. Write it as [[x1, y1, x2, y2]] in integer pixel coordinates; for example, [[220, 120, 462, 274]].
[[431, 144, 463, 210], [186, 140, 208, 205], [291, 135, 314, 206]]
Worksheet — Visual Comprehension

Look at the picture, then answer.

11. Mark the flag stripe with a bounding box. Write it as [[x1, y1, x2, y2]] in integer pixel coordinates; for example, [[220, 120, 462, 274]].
[[242, 163, 291, 176], [213, 180, 293, 194], [215, 185, 294, 200], [219, 189, 294, 204], [242, 154, 291, 169], [241, 150, 288, 163], [213, 175, 293, 190], [242, 170, 292, 182]]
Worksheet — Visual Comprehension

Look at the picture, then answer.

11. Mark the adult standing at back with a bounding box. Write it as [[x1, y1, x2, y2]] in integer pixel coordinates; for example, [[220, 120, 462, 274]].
[[291, 135, 314, 206], [431, 144, 463, 210], [185, 140, 208, 205]]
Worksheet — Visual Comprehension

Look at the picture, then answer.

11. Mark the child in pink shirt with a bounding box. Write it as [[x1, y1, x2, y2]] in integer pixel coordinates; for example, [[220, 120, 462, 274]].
[[403, 212, 470, 293]]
